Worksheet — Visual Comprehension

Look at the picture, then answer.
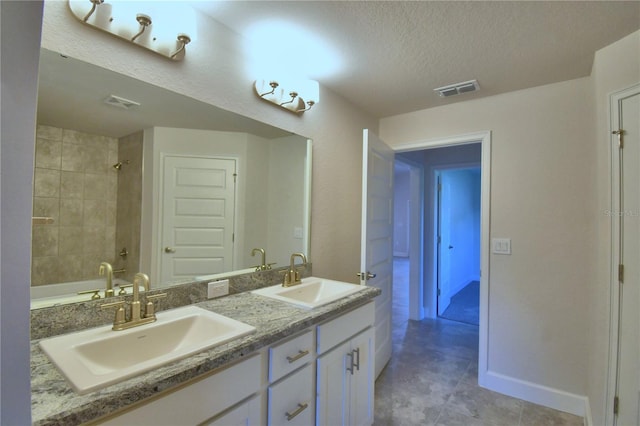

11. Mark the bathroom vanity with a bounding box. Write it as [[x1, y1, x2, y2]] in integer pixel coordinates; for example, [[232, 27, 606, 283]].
[[30, 283, 380, 425]]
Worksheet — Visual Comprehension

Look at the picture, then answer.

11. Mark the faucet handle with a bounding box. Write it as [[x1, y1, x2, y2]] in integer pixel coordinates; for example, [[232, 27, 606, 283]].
[[144, 293, 167, 318], [100, 300, 126, 329]]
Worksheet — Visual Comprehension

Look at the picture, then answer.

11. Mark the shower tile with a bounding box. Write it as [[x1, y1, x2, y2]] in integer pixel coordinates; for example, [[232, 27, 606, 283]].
[[82, 226, 106, 255], [59, 199, 83, 226], [83, 173, 108, 200], [37, 125, 63, 141], [105, 201, 117, 227], [33, 197, 59, 224], [62, 129, 88, 145], [35, 138, 62, 169], [83, 199, 106, 227], [31, 256, 60, 286], [57, 255, 83, 283], [61, 142, 85, 172], [58, 226, 84, 255], [84, 144, 109, 173], [60, 171, 84, 199], [34, 168, 60, 198], [32, 226, 59, 257]]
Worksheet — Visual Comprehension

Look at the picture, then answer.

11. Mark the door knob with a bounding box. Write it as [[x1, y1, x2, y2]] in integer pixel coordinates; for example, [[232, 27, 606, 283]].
[[357, 272, 377, 279], [164, 247, 176, 253]]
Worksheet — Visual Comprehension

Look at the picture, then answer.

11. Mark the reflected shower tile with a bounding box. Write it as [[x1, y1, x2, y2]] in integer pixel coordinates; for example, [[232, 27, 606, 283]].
[[60, 171, 84, 199], [83, 173, 108, 200], [58, 226, 83, 255], [32, 226, 59, 257], [32, 256, 60, 286], [84, 144, 108, 173], [61, 142, 85, 171], [83, 199, 106, 228], [59, 199, 83, 226], [33, 197, 59, 224], [35, 138, 62, 169], [37, 125, 63, 141], [62, 129, 88, 145], [58, 255, 83, 283], [105, 201, 117, 227], [82, 226, 106, 255], [34, 168, 60, 198]]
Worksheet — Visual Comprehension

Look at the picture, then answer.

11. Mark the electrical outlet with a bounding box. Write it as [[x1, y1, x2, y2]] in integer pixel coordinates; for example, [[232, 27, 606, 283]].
[[208, 280, 229, 299]]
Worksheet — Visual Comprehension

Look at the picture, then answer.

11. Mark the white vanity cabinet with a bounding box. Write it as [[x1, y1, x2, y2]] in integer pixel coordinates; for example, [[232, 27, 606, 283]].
[[97, 354, 262, 425], [316, 302, 375, 426], [266, 330, 315, 425]]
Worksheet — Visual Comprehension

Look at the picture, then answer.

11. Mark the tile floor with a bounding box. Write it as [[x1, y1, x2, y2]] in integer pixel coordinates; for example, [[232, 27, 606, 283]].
[[373, 258, 584, 426]]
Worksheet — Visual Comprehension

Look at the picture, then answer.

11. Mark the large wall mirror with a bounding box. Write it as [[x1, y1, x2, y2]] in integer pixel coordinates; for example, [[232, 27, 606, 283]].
[[31, 48, 311, 309]]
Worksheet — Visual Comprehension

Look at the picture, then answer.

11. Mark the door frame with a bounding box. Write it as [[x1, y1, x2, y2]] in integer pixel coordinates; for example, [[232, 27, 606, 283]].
[[393, 156, 425, 320], [605, 83, 640, 426], [392, 131, 491, 387]]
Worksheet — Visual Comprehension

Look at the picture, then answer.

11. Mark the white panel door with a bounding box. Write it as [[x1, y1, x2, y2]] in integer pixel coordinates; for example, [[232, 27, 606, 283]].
[[161, 156, 236, 283], [615, 90, 640, 426], [361, 129, 394, 378]]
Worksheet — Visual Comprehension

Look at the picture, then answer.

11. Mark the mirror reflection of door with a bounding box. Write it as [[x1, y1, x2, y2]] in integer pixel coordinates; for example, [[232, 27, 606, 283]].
[[160, 156, 236, 283]]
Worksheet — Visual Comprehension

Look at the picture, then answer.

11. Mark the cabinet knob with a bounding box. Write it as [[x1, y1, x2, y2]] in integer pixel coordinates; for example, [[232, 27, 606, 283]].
[[164, 247, 176, 253]]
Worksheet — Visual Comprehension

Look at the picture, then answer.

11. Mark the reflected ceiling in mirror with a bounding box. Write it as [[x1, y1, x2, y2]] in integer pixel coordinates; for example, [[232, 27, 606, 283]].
[[32, 48, 311, 308]]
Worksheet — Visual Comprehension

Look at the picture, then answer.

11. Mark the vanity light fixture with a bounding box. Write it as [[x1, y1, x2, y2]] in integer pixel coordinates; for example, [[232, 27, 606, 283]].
[[254, 79, 319, 114], [68, 0, 197, 61]]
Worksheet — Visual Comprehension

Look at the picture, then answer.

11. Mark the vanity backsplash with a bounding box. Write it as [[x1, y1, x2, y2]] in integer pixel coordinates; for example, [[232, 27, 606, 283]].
[[30, 264, 311, 340]]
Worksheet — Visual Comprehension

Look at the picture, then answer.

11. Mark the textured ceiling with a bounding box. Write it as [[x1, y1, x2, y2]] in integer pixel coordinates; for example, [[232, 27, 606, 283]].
[[193, 1, 640, 118]]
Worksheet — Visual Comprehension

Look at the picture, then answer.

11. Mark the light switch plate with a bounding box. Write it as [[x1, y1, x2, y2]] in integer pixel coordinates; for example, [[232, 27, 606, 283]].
[[208, 280, 229, 299], [492, 238, 511, 255]]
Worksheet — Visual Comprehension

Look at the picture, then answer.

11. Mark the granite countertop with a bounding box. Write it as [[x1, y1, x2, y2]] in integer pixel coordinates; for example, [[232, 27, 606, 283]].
[[31, 287, 380, 425]]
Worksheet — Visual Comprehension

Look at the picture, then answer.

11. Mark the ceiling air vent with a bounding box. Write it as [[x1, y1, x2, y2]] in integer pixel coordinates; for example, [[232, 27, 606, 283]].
[[434, 80, 480, 98], [103, 95, 141, 110]]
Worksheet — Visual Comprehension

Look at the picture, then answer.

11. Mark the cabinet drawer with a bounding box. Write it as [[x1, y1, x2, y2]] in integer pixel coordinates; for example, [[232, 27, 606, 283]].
[[99, 354, 261, 425], [317, 301, 374, 355], [268, 364, 314, 426], [269, 330, 313, 382]]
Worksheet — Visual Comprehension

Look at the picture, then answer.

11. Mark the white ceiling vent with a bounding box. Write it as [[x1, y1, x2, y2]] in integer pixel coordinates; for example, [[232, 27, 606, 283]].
[[103, 95, 141, 110], [434, 80, 480, 98]]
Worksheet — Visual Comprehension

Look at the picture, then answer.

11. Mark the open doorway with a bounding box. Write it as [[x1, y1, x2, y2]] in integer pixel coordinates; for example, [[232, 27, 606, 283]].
[[435, 167, 481, 325]]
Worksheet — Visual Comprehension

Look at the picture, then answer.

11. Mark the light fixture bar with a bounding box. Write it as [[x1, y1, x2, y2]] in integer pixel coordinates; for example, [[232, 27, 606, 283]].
[[68, 0, 196, 62], [254, 79, 319, 115]]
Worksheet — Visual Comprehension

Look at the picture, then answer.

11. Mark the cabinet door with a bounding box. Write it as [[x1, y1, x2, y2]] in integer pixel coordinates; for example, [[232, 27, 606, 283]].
[[349, 328, 374, 426], [205, 395, 260, 426], [316, 340, 350, 426]]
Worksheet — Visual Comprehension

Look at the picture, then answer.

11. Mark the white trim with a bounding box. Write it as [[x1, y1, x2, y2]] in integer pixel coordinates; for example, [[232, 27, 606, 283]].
[[393, 130, 491, 389], [484, 371, 590, 420], [606, 83, 640, 426]]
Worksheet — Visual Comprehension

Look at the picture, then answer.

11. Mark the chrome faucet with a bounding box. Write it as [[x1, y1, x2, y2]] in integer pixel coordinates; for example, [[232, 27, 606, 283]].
[[283, 253, 307, 287], [100, 272, 167, 331], [99, 262, 114, 298]]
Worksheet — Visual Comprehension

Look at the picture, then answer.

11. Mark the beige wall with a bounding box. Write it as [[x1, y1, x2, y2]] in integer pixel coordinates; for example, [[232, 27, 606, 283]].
[[589, 30, 640, 426], [380, 77, 597, 396], [41, 1, 378, 285]]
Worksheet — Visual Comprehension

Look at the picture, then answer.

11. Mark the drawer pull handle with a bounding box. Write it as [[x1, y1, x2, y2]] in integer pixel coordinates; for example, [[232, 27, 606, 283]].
[[286, 402, 309, 421], [346, 351, 354, 375], [286, 349, 309, 364], [353, 348, 360, 371]]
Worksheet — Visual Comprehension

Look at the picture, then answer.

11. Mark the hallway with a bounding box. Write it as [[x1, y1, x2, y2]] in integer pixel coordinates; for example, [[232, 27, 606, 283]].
[[373, 259, 583, 425]]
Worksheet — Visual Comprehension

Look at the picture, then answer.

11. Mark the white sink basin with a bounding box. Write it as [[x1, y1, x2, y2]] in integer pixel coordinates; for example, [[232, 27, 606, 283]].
[[252, 277, 365, 309], [39, 305, 255, 394]]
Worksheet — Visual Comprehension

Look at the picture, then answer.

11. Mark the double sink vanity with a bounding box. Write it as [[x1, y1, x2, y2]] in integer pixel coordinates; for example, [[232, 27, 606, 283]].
[[31, 269, 380, 425]]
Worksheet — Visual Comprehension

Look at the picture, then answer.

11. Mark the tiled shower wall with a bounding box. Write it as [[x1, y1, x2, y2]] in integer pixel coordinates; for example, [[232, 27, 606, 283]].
[[32, 125, 119, 286], [115, 131, 143, 283]]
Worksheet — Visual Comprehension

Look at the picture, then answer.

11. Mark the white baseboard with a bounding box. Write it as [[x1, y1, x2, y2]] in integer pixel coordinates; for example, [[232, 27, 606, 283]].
[[481, 370, 590, 421]]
